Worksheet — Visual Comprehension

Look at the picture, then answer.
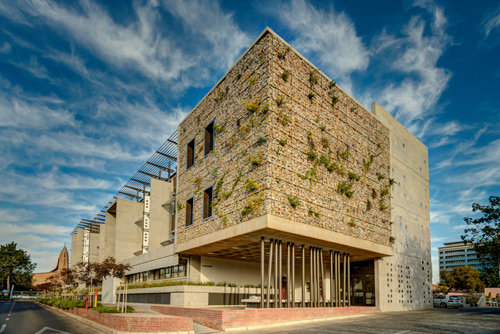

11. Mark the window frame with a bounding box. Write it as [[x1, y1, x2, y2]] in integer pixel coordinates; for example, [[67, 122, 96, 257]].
[[204, 120, 215, 157], [185, 197, 194, 227], [186, 137, 195, 170], [203, 185, 213, 220]]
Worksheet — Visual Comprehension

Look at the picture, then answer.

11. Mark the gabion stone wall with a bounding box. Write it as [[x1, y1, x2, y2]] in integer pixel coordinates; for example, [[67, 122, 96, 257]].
[[176, 30, 393, 247]]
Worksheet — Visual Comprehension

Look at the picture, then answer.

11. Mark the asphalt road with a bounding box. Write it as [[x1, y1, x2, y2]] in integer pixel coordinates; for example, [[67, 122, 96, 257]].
[[0, 301, 99, 334], [245, 307, 500, 334]]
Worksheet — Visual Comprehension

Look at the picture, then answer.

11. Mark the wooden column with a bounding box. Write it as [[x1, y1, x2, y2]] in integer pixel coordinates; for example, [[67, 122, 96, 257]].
[[274, 240, 278, 308], [266, 238, 273, 308], [291, 243, 295, 308], [343, 253, 346, 307], [261, 237, 264, 309], [336, 251, 340, 308], [301, 245, 305, 308], [286, 242, 290, 308], [347, 253, 351, 307], [330, 251, 334, 307], [309, 247, 313, 307], [317, 248, 320, 307], [278, 240, 282, 308], [320, 249, 324, 307]]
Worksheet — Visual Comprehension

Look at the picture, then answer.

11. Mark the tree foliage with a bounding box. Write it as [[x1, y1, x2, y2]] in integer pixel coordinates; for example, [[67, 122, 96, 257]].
[[462, 196, 500, 267], [480, 267, 500, 288], [73, 257, 131, 285], [439, 266, 485, 293], [0, 242, 36, 291]]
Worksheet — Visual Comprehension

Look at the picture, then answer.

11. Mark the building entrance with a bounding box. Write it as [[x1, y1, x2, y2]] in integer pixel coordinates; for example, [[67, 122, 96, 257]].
[[350, 260, 375, 306]]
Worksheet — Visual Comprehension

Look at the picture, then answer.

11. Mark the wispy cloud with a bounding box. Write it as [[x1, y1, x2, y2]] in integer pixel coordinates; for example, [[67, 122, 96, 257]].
[[378, 6, 451, 126], [273, 0, 369, 88], [0, 41, 11, 54], [482, 6, 500, 37]]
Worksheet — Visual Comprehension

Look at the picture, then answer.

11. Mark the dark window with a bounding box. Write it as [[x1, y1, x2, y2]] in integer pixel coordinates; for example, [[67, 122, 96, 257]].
[[203, 186, 213, 219], [186, 197, 194, 226], [204, 121, 214, 156], [187, 139, 195, 169]]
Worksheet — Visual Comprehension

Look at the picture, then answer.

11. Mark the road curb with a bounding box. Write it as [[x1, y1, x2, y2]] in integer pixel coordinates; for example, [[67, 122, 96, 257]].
[[37, 303, 113, 334]]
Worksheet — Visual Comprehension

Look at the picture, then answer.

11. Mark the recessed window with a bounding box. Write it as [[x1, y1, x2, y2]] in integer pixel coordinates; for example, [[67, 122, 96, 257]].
[[186, 197, 194, 226], [203, 186, 213, 219], [204, 121, 214, 156], [187, 138, 195, 169]]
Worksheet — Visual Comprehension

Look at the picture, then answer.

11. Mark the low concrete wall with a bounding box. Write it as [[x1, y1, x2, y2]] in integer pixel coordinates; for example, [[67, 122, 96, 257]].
[[151, 306, 379, 331], [83, 309, 193, 333]]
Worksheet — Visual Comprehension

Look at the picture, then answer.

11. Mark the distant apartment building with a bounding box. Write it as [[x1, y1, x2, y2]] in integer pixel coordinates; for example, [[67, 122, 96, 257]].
[[439, 241, 493, 272], [70, 28, 431, 311]]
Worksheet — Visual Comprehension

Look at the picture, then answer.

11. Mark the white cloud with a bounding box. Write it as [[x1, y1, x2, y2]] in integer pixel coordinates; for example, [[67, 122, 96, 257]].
[[0, 93, 76, 129], [483, 6, 500, 37], [274, 0, 369, 83], [4, 0, 249, 91], [430, 236, 446, 243], [378, 8, 451, 125], [163, 0, 251, 70], [22, 0, 191, 82], [0, 42, 11, 54]]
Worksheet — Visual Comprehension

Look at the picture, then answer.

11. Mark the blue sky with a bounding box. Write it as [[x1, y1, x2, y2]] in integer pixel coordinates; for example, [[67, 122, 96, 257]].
[[0, 0, 499, 282]]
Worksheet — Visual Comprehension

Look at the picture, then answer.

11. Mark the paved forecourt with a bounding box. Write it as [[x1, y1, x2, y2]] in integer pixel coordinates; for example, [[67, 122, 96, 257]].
[[243, 307, 500, 334]]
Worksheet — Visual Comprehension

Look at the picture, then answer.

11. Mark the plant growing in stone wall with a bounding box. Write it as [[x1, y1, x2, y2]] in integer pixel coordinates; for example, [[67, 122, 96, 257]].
[[214, 121, 227, 134], [276, 96, 286, 107], [309, 70, 319, 86], [257, 135, 267, 145], [337, 181, 354, 198], [331, 95, 339, 108], [278, 139, 287, 146], [277, 111, 289, 126], [288, 196, 301, 208], [281, 70, 290, 82], [321, 137, 329, 149], [244, 179, 259, 192], [250, 151, 264, 166], [389, 236, 396, 244], [348, 172, 360, 182], [308, 207, 320, 218], [241, 193, 264, 220]]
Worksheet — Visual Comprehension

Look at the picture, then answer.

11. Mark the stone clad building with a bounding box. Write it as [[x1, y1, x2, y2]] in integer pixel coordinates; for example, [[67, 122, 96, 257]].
[[70, 28, 431, 311]]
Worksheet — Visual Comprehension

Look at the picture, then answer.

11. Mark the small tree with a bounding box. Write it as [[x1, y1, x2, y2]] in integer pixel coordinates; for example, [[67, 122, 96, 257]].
[[97, 257, 131, 313], [462, 196, 500, 268], [0, 242, 36, 292]]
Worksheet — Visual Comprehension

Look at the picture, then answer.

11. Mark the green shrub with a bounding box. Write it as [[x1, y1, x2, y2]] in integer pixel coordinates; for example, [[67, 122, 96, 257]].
[[94, 306, 134, 313]]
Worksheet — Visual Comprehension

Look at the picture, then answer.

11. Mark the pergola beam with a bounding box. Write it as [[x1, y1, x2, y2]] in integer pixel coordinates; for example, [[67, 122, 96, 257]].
[[146, 161, 174, 172], [156, 151, 177, 162], [131, 178, 150, 186], [124, 184, 150, 194]]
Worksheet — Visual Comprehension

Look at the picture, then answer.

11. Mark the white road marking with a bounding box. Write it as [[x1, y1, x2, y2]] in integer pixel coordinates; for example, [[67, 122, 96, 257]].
[[34, 326, 72, 334], [0, 324, 6, 334], [4, 318, 7, 321], [394, 331, 410, 334]]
